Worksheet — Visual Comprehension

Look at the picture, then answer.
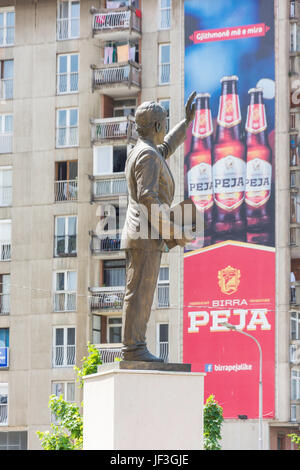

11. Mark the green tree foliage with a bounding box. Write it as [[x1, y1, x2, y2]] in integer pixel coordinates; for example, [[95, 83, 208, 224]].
[[203, 394, 224, 450], [37, 342, 102, 450], [288, 433, 300, 449]]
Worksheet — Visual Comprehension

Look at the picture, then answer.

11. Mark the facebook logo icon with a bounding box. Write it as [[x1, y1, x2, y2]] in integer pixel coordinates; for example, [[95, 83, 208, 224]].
[[205, 364, 213, 372]]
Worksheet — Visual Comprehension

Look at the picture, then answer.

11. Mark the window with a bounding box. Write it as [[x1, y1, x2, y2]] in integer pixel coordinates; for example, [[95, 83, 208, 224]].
[[107, 316, 122, 343], [159, 44, 170, 85], [159, 99, 170, 132], [0, 220, 11, 261], [291, 404, 297, 422], [53, 327, 76, 367], [159, 0, 171, 30], [156, 323, 169, 362], [0, 60, 13, 100], [55, 160, 78, 202], [291, 194, 300, 223], [157, 267, 169, 308], [0, 167, 12, 206], [93, 145, 127, 175], [54, 216, 77, 257], [103, 259, 126, 287], [0, 114, 12, 154], [57, 1, 80, 40], [290, 134, 299, 167], [0, 384, 8, 425], [54, 271, 77, 312], [291, 312, 300, 340], [0, 9, 14, 47], [113, 98, 136, 117], [92, 315, 101, 344], [291, 23, 300, 53], [56, 108, 78, 147], [0, 431, 27, 450], [0, 274, 9, 315], [0, 328, 9, 368], [291, 369, 300, 400], [57, 54, 79, 94], [51, 381, 75, 422]]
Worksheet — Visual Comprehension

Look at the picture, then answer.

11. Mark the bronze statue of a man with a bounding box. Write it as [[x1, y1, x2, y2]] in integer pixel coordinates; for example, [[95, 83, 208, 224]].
[[121, 92, 197, 362]]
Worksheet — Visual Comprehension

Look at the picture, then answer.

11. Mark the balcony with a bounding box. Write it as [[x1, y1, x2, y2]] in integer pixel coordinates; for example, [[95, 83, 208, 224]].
[[55, 180, 78, 203], [96, 345, 123, 363], [91, 115, 137, 144], [92, 61, 141, 97], [52, 345, 76, 368], [90, 231, 122, 254], [90, 174, 128, 201], [90, 286, 125, 312], [91, 6, 141, 41]]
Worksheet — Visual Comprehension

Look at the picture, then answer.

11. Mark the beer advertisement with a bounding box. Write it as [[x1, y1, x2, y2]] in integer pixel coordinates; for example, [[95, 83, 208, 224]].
[[183, 0, 276, 418]]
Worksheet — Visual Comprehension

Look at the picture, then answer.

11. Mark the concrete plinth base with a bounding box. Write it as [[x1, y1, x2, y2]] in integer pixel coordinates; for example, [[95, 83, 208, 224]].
[[83, 362, 205, 450]]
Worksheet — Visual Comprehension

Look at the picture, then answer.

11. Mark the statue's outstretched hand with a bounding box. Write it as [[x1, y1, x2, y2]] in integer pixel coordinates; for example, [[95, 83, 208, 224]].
[[185, 91, 197, 125]]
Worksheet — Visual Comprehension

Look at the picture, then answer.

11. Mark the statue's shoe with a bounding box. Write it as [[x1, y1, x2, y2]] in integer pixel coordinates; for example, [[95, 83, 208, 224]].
[[123, 348, 164, 363]]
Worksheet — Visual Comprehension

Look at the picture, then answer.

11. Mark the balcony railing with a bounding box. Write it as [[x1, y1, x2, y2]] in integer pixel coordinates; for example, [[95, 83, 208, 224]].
[[156, 341, 169, 363], [91, 175, 128, 199], [91, 115, 137, 143], [52, 345, 76, 368], [0, 242, 10, 261], [53, 292, 76, 312], [96, 346, 123, 363], [0, 133, 12, 154], [55, 180, 78, 202], [92, 7, 141, 36], [0, 294, 9, 315], [90, 232, 121, 254], [157, 285, 170, 308], [54, 235, 77, 257], [92, 61, 141, 90], [0, 404, 8, 425], [90, 286, 125, 311], [0, 79, 13, 100]]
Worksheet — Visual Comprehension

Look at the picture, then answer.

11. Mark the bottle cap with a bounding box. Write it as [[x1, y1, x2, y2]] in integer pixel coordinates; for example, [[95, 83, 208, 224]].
[[195, 93, 211, 99], [248, 87, 263, 94], [220, 75, 239, 82]]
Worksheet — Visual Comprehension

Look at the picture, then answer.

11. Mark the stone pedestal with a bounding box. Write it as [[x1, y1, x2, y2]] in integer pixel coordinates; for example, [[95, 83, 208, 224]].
[[83, 362, 205, 450]]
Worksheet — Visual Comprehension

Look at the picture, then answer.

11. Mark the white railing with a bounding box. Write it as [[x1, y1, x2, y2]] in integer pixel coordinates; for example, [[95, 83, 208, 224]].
[[53, 292, 76, 312], [156, 341, 169, 362], [158, 285, 170, 308], [0, 404, 8, 425], [90, 286, 125, 311], [93, 62, 141, 88], [52, 345, 76, 368], [0, 79, 13, 100], [57, 18, 80, 41], [97, 346, 123, 363], [159, 63, 170, 84], [0, 133, 12, 154], [0, 294, 9, 315], [93, 176, 127, 198], [91, 233, 121, 254], [55, 180, 78, 202], [93, 8, 141, 33], [0, 186, 12, 206], [0, 242, 10, 261], [91, 116, 137, 142], [56, 127, 78, 148]]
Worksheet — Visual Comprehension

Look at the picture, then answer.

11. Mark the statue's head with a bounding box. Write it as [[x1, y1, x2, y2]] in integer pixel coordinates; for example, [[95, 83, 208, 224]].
[[135, 101, 167, 143]]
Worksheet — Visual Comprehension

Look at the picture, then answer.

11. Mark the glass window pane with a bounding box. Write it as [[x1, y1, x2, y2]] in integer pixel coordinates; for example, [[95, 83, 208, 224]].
[[59, 2, 69, 19], [70, 109, 78, 126], [56, 217, 66, 236], [71, 2, 80, 18], [56, 272, 65, 291], [67, 328, 75, 345], [53, 382, 64, 396], [159, 324, 168, 342], [67, 382, 75, 402], [5, 115, 12, 132], [55, 328, 64, 346], [69, 161, 78, 179], [59, 55, 68, 74], [67, 271, 77, 291], [70, 54, 78, 72], [68, 217, 77, 235], [6, 12, 15, 27], [3, 60, 13, 79], [161, 45, 170, 64], [58, 110, 67, 127], [0, 14, 3, 27], [109, 326, 121, 343]]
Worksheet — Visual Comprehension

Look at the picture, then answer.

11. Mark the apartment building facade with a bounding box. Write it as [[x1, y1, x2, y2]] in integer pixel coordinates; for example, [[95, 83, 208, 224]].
[[0, 0, 298, 451]]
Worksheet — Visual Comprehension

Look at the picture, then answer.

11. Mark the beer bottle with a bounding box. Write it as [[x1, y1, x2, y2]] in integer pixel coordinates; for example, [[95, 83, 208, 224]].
[[213, 76, 246, 239], [245, 88, 272, 243], [186, 93, 213, 247]]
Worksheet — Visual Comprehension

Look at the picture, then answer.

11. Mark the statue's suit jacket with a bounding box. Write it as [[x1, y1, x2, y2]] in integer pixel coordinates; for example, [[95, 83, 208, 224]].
[[121, 119, 188, 252]]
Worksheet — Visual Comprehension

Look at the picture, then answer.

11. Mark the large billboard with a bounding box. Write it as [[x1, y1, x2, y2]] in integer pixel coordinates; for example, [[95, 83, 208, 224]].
[[183, 0, 275, 419]]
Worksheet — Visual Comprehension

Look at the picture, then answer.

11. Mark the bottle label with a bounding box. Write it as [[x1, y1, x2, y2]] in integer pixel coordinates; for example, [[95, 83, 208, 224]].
[[187, 162, 213, 211], [213, 155, 246, 210], [245, 158, 272, 207], [217, 94, 241, 128], [245, 104, 267, 134], [192, 109, 213, 138]]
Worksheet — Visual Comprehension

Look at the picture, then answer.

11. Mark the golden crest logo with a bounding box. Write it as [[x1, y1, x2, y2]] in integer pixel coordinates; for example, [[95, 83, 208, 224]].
[[218, 266, 241, 295]]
